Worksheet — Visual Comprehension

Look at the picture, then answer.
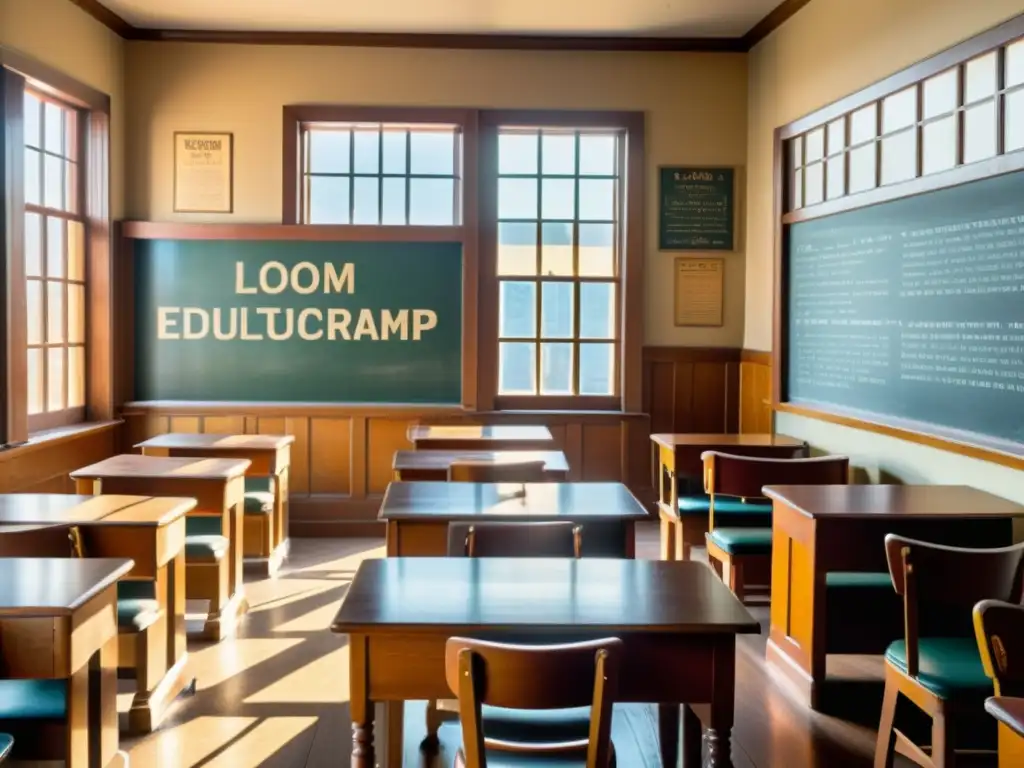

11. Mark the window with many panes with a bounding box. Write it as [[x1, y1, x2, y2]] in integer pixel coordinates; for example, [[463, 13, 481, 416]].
[[300, 123, 462, 225], [23, 89, 87, 428], [496, 128, 620, 397]]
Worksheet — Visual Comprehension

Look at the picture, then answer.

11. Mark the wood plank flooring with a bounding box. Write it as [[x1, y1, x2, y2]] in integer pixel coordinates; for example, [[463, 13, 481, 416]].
[[117, 523, 951, 767]]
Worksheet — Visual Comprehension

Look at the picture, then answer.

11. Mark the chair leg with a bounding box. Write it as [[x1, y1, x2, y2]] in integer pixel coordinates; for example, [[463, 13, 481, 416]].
[[728, 559, 745, 603], [931, 710, 955, 768], [660, 517, 676, 561], [873, 677, 899, 768]]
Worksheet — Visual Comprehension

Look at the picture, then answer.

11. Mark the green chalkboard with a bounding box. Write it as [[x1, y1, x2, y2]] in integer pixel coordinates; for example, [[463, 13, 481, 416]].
[[659, 167, 735, 251], [134, 239, 463, 403]]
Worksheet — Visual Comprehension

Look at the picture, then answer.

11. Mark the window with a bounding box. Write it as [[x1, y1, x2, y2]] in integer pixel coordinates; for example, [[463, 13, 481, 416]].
[[23, 89, 87, 429], [300, 123, 462, 225], [496, 128, 620, 397]]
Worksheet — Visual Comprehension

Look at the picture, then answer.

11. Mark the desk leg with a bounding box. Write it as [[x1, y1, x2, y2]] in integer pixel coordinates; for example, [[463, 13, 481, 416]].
[[350, 635, 375, 768], [97, 636, 119, 767], [683, 705, 703, 766], [658, 704, 679, 767], [706, 640, 736, 768]]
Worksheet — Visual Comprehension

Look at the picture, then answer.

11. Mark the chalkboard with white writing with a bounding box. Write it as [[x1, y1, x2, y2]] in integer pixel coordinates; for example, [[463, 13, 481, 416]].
[[786, 170, 1024, 447]]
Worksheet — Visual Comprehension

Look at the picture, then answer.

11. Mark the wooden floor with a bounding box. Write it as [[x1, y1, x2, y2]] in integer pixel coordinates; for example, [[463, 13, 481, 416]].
[[118, 523, 944, 767]]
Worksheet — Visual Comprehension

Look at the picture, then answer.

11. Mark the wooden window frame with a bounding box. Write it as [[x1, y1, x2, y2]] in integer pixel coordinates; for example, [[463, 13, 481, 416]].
[[0, 47, 113, 446]]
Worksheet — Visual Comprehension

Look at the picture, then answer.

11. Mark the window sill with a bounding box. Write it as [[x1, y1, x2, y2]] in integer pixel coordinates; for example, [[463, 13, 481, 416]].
[[1, 419, 122, 461]]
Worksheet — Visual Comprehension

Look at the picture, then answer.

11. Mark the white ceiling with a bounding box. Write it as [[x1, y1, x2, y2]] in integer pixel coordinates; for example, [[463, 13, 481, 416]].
[[98, 0, 788, 37]]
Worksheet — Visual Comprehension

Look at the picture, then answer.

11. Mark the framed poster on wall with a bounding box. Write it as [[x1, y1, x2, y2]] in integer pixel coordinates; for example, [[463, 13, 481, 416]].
[[674, 257, 724, 327], [659, 166, 735, 251], [173, 131, 233, 213]]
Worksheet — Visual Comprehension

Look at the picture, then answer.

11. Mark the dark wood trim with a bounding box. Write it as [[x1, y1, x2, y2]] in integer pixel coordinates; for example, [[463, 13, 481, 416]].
[[284, 105, 478, 125], [114, 223, 134, 409], [121, 221, 465, 242], [281, 108, 300, 224], [741, 0, 815, 50], [86, 109, 114, 421], [461, 111, 481, 411], [621, 112, 646, 413], [65, 0, 135, 39], [771, 126, 785, 405], [740, 349, 772, 366], [0, 46, 109, 112], [494, 395, 621, 412], [642, 346, 741, 364]]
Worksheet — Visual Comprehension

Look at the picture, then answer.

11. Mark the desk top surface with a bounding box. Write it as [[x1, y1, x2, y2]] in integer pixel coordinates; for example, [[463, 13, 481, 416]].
[[136, 432, 295, 451], [0, 494, 195, 526], [71, 453, 251, 480], [650, 433, 805, 450], [332, 558, 759, 635], [408, 425, 553, 443], [763, 484, 1024, 519], [0, 558, 133, 616], [393, 450, 570, 473], [379, 482, 647, 521]]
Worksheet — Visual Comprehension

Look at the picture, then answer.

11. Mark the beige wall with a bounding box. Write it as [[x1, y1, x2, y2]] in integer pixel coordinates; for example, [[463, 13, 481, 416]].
[[123, 43, 749, 346], [0, 0, 125, 218], [745, 0, 1024, 507]]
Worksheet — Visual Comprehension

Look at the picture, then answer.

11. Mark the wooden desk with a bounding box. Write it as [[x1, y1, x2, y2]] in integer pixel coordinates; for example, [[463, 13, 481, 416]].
[[407, 424, 554, 451], [0, 557, 133, 768], [331, 558, 759, 768], [650, 433, 807, 560], [71, 455, 251, 640], [764, 484, 1024, 709], [392, 450, 570, 481], [136, 433, 295, 576], [987, 697, 1024, 768], [0, 494, 194, 732], [379, 481, 646, 557]]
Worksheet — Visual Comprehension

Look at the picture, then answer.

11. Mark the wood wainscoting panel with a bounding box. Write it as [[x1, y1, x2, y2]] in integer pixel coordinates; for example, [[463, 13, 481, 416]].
[[642, 347, 740, 434], [309, 418, 352, 495], [739, 350, 773, 434], [367, 419, 414, 494]]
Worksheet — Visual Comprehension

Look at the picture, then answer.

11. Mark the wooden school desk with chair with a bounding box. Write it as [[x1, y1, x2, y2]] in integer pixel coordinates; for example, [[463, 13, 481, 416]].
[[975, 600, 1024, 768], [392, 450, 569, 482], [0, 494, 194, 733], [408, 424, 555, 452], [763, 484, 1024, 710], [70, 455, 251, 641], [136, 432, 296, 576], [650, 433, 808, 561], [0, 557, 134, 768]]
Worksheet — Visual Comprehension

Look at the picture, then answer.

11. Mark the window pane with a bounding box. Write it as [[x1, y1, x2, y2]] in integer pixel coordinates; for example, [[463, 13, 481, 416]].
[[579, 135, 616, 176], [68, 346, 85, 408], [44, 102, 63, 154], [67, 220, 85, 281], [26, 280, 43, 345], [827, 119, 845, 155], [64, 161, 77, 213], [68, 283, 85, 344], [381, 178, 406, 224], [309, 130, 350, 173], [1007, 89, 1024, 153], [499, 178, 537, 219], [541, 178, 574, 220], [882, 87, 917, 134], [24, 93, 41, 148], [25, 148, 41, 205], [541, 222, 573, 276], [579, 343, 614, 395], [47, 347, 64, 412], [578, 223, 615, 277], [542, 134, 575, 175], [580, 282, 615, 339], [25, 212, 43, 277], [850, 104, 877, 144], [498, 222, 537, 276], [499, 133, 538, 175], [848, 143, 877, 193], [881, 129, 917, 185], [382, 130, 407, 174], [409, 178, 455, 225], [499, 281, 536, 338], [47, 217, 65, 278], [540, 343, 573, 394], [965, 52, 998, 103], [922, 116, 958, 174], [1008, 40, 1024, 88], [923, 69, 958, 118], [353, 130, 379, 173], [826, 156, 845, 199], [352, 177, 380, 224], [47, 280, 65, 343], [410, 130, 454, 176], [308, 176, 350, 224], [541, 282, 573, 338], [804, 162, 824, 206], [499, 342, 536, 394], [964, 100, 997, 163], [27, 349, 44, 415], [578, 179, 614, 221], [44, 154, 64, 209], [804, 128, 825, 162]]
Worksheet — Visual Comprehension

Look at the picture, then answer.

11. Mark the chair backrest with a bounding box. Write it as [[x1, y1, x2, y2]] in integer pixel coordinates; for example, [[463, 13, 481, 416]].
[[701, 451, 850, 500], [445, 636, 621, 768], [448, 459, 548, 483], [974, 599, 1024, 697], [447, 521, 581, 558], [0, 524, 82, 557]]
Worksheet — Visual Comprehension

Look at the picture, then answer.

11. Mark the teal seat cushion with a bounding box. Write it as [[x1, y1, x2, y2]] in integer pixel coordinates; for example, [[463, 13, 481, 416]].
[[245, 476, 274, 494], [0, 732, 12, 761], [184, 534, 229, 560], [678, 495, 773, 516], [244, 491, 274, 515], [117, 581, 161, 630], [884, 639, 991, 698], [0, 679, 66, 719], [706, 527, 772, 555], [481, 705, 591, 745], [186, 516, 223, 537], [826, 571, 893, 589]]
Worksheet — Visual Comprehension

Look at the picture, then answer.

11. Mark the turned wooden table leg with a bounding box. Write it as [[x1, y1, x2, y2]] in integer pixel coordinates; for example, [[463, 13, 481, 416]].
[[707, 640, 737, 768], [349, 635, 375, 768]]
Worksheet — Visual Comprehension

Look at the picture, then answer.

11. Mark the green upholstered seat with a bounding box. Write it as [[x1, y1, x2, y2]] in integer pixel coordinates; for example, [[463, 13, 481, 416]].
[[481, 705, 591, 745], [0, 732, 12, 762], [244, 491, 274, 515], [0, 679, 66, 719], [825, 571, 893, 589], [678, 495, 773, 516], [884, 639, 992, 698], [706, 527, 772, 555], [184, 535, 229, 560], [116, 581, 161, 631], [245, 477, 274, 494], [186, 516, 223, 537]]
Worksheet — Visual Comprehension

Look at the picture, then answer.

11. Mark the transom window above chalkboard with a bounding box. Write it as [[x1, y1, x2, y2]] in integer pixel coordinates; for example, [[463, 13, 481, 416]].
[[300, 122, 462, 225], [786, 36, 1024, 212]]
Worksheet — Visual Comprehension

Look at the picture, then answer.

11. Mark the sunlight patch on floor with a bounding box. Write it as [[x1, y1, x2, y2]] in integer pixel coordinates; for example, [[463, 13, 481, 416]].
[[272, 596, 347, 632], [127, 716, 257, 767], [202, 716, 318, 768], [243, 646, 349, 704], [188, 638, 304, 689], [244, 578, 343, 613]]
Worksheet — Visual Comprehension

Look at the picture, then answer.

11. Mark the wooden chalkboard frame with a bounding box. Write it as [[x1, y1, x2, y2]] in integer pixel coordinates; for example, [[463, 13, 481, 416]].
[[771, 14, 1024, 471], [659, 166, 736, 251]]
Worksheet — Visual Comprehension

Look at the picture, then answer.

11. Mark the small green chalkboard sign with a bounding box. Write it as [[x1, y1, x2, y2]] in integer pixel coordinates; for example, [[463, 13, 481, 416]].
[[659, 167, 735, 251]]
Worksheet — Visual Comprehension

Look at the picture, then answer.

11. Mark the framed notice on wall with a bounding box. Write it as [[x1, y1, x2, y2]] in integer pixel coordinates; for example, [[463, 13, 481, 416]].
[[659, 166, 735, 251], [173, 132, 233, 213], [674, 258, 724, 327]]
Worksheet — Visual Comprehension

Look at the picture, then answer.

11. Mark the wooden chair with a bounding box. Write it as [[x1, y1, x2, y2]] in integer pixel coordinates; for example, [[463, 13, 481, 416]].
[[242, 476, 275, 560], [974, 600, 1024, 767], [874, 536, 1024, 768], [445, 636, 622, 768], [702, 452, 849, 601], [449, 459, 548, 484], [182, 515, 230, 634]]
